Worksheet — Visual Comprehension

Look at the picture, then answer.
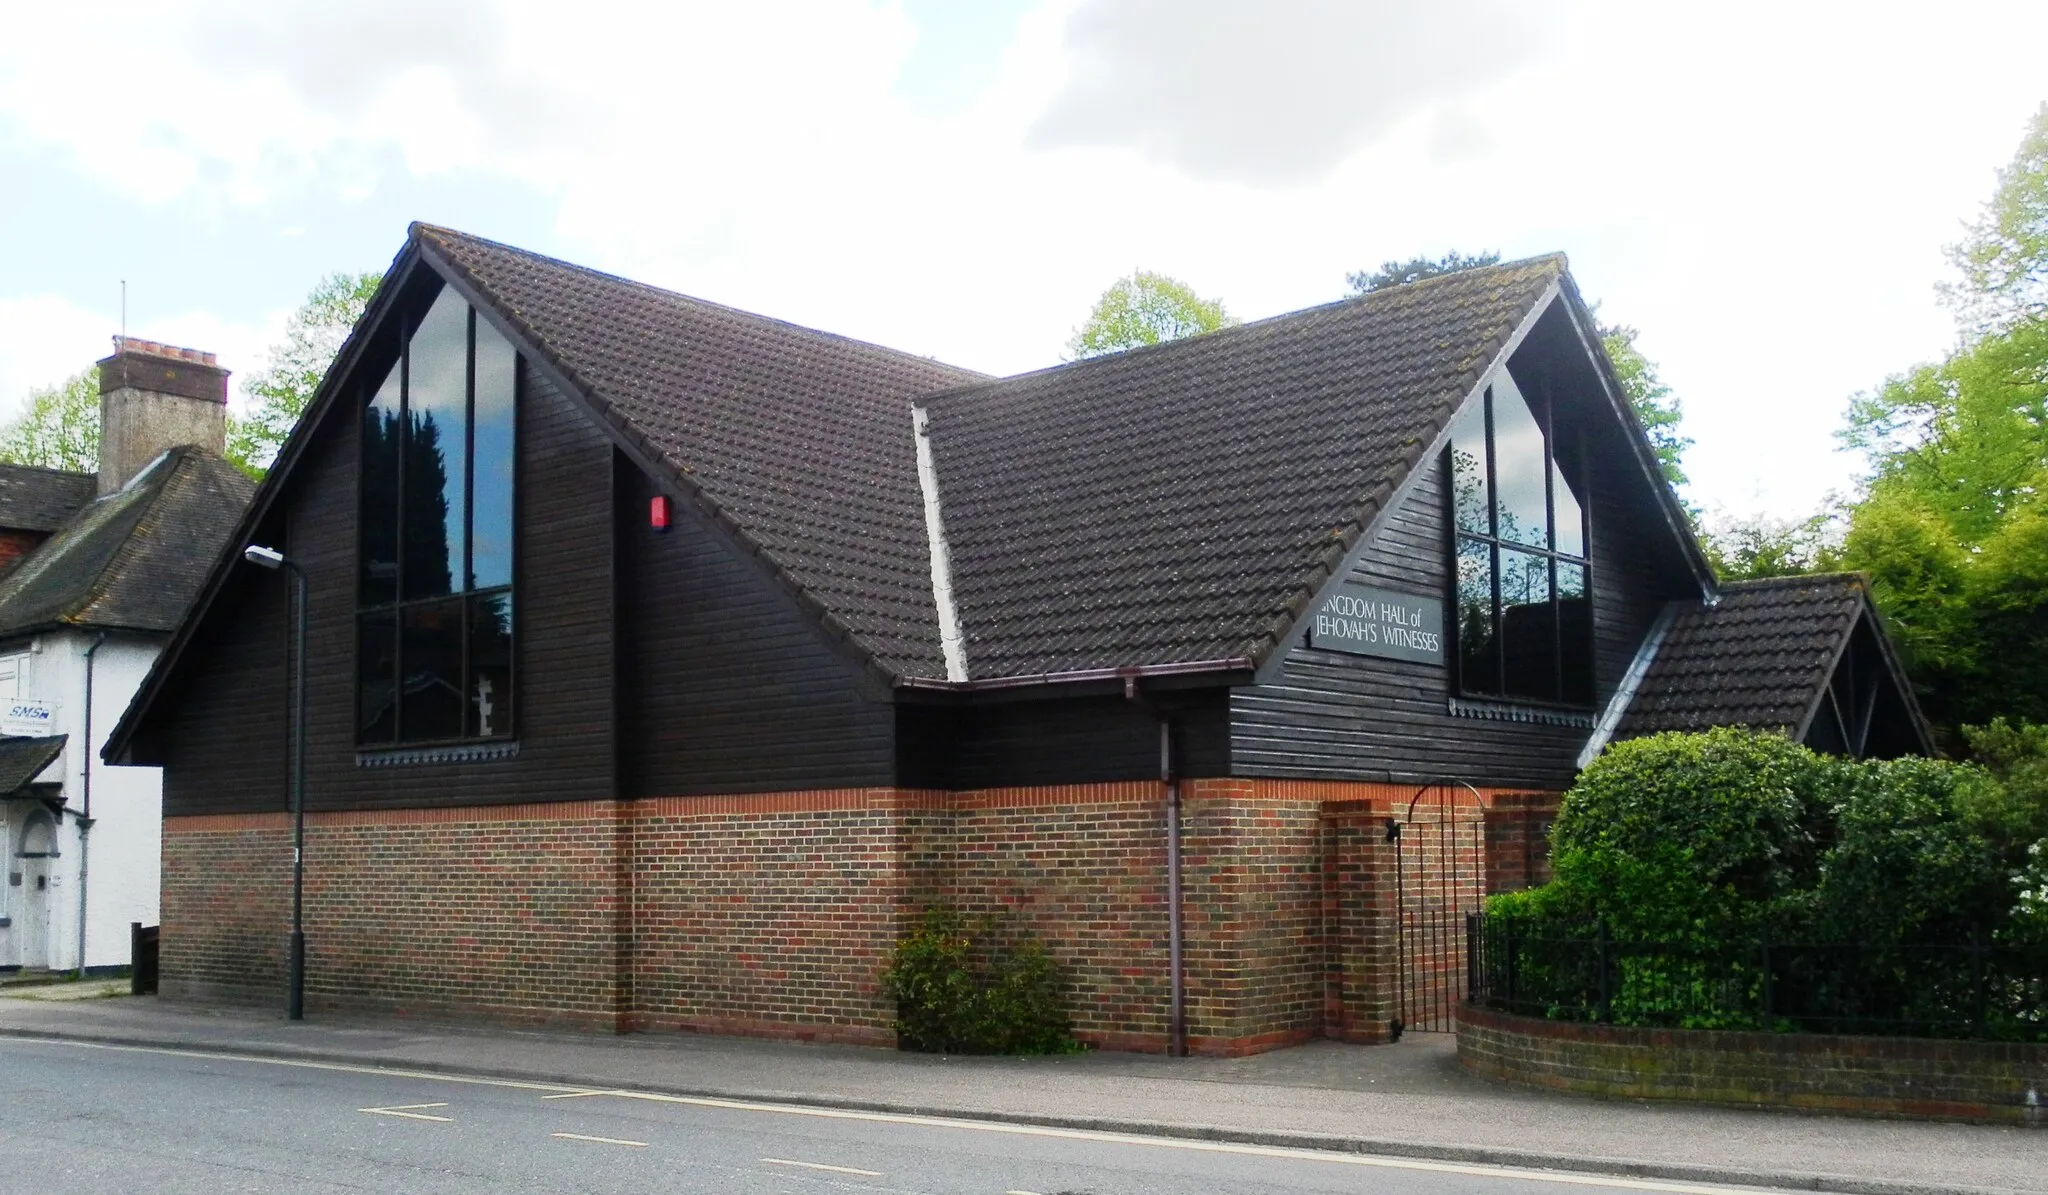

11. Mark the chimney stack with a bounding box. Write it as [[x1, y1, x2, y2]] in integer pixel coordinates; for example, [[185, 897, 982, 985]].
[[94, 337, 229, 495]]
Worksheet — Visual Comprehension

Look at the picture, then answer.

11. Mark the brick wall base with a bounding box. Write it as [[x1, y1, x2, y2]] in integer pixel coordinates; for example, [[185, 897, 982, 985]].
[[1458, 1003, 2048, 1124], [162, 782, 1556, 1054]]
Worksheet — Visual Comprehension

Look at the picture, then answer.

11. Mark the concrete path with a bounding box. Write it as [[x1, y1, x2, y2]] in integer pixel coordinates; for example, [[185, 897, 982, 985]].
[[0, 992, 2039, 1195]]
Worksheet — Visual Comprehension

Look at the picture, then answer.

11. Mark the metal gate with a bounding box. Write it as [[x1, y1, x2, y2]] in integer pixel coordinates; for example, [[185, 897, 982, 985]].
[[1392, 781, 1486, 1035]]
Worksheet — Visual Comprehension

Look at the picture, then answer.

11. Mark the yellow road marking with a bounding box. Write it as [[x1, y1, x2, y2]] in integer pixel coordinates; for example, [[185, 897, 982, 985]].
[[762, 1158, 883, 1176], [359, 1102, 452, 1122], [18, 1039, 1774, 1194], [553, 1132, 648, 1148]]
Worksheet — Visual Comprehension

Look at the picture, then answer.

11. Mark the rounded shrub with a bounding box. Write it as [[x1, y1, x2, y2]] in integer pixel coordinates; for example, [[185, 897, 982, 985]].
[[881, 906, 1081, 1055], [1549, 727, 1828, 944]]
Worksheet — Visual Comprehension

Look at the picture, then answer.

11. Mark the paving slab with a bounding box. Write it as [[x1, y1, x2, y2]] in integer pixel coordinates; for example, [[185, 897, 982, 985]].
[[0, 992, 2039, 1195]]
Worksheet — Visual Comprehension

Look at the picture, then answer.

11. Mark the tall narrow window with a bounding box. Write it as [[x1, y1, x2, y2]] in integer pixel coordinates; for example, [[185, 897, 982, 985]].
[[1446, 370, 1593, 705], [357, 284, 518, 745]]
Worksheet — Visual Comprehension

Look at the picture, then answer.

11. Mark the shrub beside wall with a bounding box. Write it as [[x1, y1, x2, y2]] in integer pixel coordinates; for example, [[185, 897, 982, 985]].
[[882, 906, 1081, 1055]]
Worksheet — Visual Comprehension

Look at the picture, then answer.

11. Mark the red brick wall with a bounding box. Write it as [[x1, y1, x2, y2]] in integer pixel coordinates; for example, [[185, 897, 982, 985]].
[[0, 529, 46, 574], [1484, 793, 1559, 894], [1459, 1004, 2048, 1123], [302, 803, 628, 1027], [627, 790, 936, 1045], [939, 783, 1170, 1050], [162, 780, 1559, 1052], [160, 814, 290, 1004]]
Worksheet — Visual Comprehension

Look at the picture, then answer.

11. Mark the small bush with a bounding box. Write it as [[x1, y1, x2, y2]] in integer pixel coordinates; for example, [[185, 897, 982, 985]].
[[882, 906, 1081, 1055]]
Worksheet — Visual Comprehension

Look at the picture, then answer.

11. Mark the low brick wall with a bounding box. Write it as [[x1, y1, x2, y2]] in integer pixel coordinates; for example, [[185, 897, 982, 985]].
[[1458, 1003, 2048, 1124]]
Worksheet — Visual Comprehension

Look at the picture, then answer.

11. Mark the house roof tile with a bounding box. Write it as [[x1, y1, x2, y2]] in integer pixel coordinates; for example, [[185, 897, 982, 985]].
[[0, 447, 255, 638], [0, 734, 65, 794], [0, 464, 95, 534]]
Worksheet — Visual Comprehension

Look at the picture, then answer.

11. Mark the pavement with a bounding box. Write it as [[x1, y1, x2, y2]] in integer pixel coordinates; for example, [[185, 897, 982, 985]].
[[0, 990, 2040, 1195]]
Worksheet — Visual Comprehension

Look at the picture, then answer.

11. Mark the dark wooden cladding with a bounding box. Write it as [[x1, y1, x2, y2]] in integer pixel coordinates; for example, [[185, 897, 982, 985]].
[[898, 691, 1229, 790], [615, 458, 894, 796], [158, 357, 616, 816], [153, 561, 290, 815], [1231, 320, 1698, 791]]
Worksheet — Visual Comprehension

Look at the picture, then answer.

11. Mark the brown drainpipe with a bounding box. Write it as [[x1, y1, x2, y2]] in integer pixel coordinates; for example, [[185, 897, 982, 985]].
[[1126, 676, 1187, 1057]]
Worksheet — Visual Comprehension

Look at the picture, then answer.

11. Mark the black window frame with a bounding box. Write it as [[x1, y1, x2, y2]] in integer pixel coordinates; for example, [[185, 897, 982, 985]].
[[355, 291, 519, 748], [1444, 372, 1594, 707]]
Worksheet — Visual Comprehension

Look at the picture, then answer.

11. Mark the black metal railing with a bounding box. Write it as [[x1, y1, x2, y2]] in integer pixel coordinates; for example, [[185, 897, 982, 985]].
[[1466, 914, 2048, 1041]]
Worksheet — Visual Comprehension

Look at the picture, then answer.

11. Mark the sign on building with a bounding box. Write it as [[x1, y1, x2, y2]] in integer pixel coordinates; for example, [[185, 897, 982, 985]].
[[1, 698, 58, 738], [1308, 582, 1445, 665]]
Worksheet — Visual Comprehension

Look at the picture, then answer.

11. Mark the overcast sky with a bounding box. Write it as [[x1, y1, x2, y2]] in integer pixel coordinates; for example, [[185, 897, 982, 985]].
[[2, 1, 2043, 521]]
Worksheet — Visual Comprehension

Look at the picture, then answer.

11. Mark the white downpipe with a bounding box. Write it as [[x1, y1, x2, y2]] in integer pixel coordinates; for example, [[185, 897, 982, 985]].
[[911, 405, 968, 683]]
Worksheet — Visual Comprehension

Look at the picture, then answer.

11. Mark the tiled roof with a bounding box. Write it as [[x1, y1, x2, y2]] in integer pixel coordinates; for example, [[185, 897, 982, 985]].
[[0, 734, 65, 793], [419, 225, 986, 680], [0, 464, 94, 533], [1618, 574, 1870, 737], [425, 228, 1563, 680], [0, 447, 255, 637], [920, 257, 1564, 677]]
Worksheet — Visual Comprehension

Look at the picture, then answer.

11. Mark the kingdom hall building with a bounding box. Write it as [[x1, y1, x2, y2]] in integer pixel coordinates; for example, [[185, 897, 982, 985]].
[[107, 226, 1928, 1054]]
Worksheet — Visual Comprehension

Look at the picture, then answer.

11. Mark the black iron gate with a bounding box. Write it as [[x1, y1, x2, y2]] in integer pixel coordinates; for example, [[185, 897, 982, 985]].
[[1392, 781, 1486, 1035]]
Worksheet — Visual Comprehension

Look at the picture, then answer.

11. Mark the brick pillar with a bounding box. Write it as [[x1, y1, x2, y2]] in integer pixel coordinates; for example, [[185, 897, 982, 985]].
[[1321, 801, 1398, 1043], [1482, 792, 1561, 895]]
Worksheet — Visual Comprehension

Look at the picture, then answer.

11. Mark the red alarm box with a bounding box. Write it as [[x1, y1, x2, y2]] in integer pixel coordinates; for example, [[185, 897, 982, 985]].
[[650, 494, 671, 531]]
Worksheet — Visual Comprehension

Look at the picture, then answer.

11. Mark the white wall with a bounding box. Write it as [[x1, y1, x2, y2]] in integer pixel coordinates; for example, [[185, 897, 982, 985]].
[[0, 630, 164, 971]]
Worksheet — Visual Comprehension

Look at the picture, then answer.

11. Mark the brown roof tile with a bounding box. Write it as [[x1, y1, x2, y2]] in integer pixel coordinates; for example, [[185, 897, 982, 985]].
[[1619, 574, 1870, 737]]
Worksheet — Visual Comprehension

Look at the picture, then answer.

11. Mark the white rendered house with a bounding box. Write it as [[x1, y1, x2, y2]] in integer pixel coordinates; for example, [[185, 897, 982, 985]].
[[0, 339, 252, 973]]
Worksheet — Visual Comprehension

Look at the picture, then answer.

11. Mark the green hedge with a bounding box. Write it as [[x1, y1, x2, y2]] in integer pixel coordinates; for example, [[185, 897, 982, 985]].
[[1485, 727, 2048, 1032], [1509, 727, 2045, 949]]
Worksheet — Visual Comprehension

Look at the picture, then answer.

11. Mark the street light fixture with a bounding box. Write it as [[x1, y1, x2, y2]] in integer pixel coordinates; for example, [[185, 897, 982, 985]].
[[242, 543, 307, 1021]]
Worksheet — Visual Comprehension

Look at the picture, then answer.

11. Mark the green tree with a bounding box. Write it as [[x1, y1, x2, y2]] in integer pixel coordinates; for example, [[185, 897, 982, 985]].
[[1346, 250, 1501, 294], [1067, 271, 1236, 359], [0, 369, 99, 473], [1700, 510, 1840, 581], [1833, 110, 2048, 739], [1943, 103, 2048, 334], [226, 271, 383, 474], [1600, 323, 1692, 490]]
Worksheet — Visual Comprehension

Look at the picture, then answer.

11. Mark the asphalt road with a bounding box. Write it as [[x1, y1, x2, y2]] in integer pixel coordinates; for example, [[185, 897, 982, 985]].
[[0, 1038, 1790, 1195]]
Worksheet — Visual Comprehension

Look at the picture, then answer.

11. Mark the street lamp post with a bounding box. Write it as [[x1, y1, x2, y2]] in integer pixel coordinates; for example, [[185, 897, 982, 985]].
[[242, 544, 307, 1021]]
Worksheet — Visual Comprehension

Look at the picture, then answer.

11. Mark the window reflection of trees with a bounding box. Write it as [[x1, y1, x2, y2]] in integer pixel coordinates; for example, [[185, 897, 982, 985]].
[[355, 283, 517, 747], [1446, 370, 1592, 705]]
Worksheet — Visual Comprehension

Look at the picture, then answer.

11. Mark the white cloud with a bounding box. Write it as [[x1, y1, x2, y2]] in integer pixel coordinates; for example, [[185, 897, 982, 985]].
[[0, 295, 286, 425], [1027, 0, 1558, 185], [3, 0, 2045, 518]]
